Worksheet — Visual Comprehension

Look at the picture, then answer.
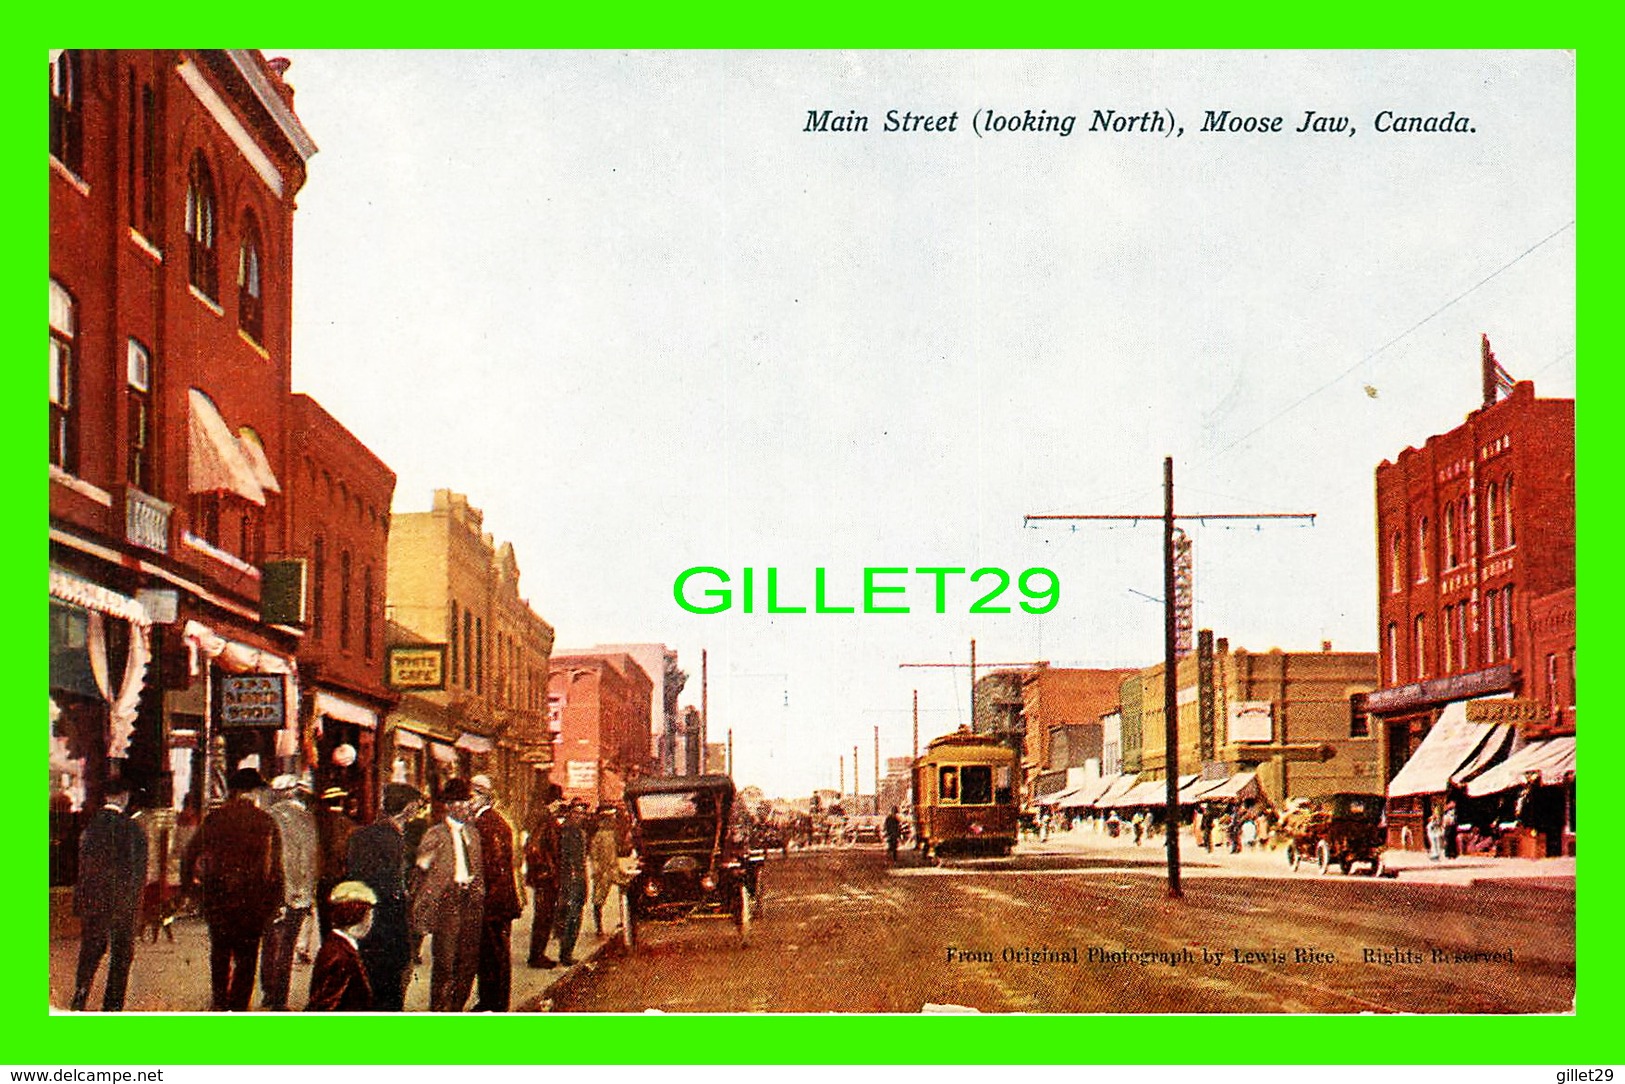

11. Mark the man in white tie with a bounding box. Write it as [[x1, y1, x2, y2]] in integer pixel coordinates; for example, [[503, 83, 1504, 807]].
[[409, 778, 485, 1012]]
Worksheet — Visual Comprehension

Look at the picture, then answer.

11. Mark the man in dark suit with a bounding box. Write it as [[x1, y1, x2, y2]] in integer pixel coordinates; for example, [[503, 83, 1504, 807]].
[[523, 785, 564, 968], [181, 767, 283, 1011], [410, 778, 484, 1012], [305, 880, 376, 1011], [71, 778, 147, 1011], [346, 782, 422, 1011], [469, 775, 522, 1011]]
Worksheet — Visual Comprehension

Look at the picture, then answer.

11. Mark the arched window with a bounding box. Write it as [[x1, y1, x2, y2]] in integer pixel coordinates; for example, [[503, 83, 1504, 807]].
[[1483, 483, 1499, 554], [339, 550, 353, 650], [185, 154, 219, 300], [1503, 476, 1516, 548], [1414, 614, 1427, 679], [311, 536, 326, 639], [1416, 516, 1430, 582], [50, 51, 84, 176], [49, 279, 76, 472], [1385, 623, 1397, 685], [126, 338, 153, 490], [363, 566, 375, 659], [1389, 530, 1405, 594], [1441, 605, 1455, 674], [238, 212, 264, 342], [1443, 502, 1458, 569]]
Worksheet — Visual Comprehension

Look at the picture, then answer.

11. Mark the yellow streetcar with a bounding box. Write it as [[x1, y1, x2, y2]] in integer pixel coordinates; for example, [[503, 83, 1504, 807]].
[[912, 729, 1018, 859]]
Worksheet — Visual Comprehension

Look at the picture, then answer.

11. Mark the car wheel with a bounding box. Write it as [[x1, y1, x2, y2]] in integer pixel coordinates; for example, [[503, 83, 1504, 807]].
[[1286, 843, 1300, 870], [736, 884, 753, 946], [619, 890, 636, 953], [1316, 840, 1332, 875]]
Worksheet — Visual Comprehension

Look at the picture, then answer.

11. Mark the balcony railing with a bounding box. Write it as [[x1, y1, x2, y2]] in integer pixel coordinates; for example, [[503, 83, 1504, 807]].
[[124, 486, 172, 554]]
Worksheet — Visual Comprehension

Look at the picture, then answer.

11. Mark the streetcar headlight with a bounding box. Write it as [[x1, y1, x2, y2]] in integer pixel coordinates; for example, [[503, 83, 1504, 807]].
[[700, 874, 717, 891], [644, 879, 662, 897]]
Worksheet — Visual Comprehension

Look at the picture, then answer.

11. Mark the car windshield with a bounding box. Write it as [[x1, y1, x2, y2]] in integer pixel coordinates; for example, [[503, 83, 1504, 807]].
[[635, 791, 718, 820]]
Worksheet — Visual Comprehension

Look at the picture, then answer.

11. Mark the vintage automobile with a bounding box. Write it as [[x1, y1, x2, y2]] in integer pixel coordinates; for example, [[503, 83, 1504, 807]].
[[620, 774, 765, 950], [845, 815, 884, 845], [1281, 792, 1387, 875]]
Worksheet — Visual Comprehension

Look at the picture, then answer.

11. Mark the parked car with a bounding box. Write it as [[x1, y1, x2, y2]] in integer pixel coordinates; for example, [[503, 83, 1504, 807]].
[[1281, 793, 1387, 875], [846, 816, 884, 845], [621, 774, 765, 950]]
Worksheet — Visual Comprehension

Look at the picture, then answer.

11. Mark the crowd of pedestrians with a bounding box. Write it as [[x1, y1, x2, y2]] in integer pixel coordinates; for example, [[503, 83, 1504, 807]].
[[66, 769, 630, 1013]]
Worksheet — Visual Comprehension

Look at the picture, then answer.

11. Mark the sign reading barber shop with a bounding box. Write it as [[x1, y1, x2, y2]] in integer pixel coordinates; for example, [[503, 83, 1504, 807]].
[[219, 673, 286, 728]]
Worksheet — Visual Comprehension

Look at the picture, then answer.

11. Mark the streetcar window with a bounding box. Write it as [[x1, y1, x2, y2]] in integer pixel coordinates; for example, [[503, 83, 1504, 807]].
[[939, 767, 959, 802], [636, 792, 709, 819], [960, 766, 993, 806], [995, 765, 1012, 806]]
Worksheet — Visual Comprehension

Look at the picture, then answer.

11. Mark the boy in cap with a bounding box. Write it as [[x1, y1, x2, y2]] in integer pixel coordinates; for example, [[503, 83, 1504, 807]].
[[181, 767, 283, 1011], [305, 881, 376, 1011], [346, 782, 423, 1010]]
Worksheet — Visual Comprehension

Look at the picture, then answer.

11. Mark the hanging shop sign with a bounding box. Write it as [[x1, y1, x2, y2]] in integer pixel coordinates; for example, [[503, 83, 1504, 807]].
[[219, 672, 286, 728], [567, 760, 599, 790], [1228, 701, 1275, 743], [387, 645, 447, 690]]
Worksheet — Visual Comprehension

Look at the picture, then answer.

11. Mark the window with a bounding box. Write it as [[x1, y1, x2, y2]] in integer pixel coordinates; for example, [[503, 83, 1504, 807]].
[[49, 279, 76, 472], [1503, 475, 1515, 548], [50, 51, 83, 176], [1389, 530, 1405, 593], [1545, 654, 1559, 709], [238, 213, 264, 343], [1485, 591, 1500, 660], [1484, 483, 1499, 554], [140, 84, 158, 236], [463, 610, 473, 689], [363, 566, 375, 659], [476, 616, 484, 695], [1569, 647, 1576, 704], [1502, 586, 1515, 658], [1349, 693, 1370, 738], [959, 765, 994, 805], [1413, 614, 1426, 679], [1416, 516, 1430, 582], [1456, 604, 1469, 671], [191, 493, 222, 547], [1385, 622, 1398, 685], [1443, 503, 1458, 568], [938, 767, 959, 802], [449, 602, 460, 685], [311, 536, 325, 639], [339, 550, 352, 650], [185, 154, 218, 300], [126, 339, 153, 490], [1459, 496, 1471, 563], [1441, 605, 1455, 674]]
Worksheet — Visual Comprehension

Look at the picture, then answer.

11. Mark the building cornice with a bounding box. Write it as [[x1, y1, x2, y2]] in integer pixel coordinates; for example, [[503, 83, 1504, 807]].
[[226, 50, 319, 163]]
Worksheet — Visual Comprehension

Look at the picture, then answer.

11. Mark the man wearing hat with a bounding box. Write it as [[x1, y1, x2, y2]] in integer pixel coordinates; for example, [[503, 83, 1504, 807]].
[[314, 785, 357, 938], [346, 782, 423, 1010], [522, 785, 564, 968], [181, 767, 284, 1011], [410, 778, 485, 1011], [260, 774, 319, 1010], [552, 798, 593, 967], [469, 774, 522, 1011], [70, 778, 146, 1011], [305, 881, 376, 1012]]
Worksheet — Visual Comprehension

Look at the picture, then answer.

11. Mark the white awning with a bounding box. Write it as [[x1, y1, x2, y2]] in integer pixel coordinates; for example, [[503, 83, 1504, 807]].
[[1037, 787, 1080, 807], [430, 742, 459, 764], [1192, 772, 1262, 803], [314, 690, 378, 729], [235, 427, 282, 495], [393, 729, 425, 750], [49, 567, 150, 626], [1387, 699, 1518, 799], [188, 389, 265, 505], [1466, 737, 1576, 797], [456, 732, 494, 754]]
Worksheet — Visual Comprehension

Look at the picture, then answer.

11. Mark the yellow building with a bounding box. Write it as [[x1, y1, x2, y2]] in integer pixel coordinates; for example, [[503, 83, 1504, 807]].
[[1131, 631, 1380, 803], [384, 489, 555, 814]]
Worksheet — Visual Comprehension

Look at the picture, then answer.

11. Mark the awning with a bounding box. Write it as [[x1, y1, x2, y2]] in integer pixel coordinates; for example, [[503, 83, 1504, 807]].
[[1466, 737, 1577, 797], [430, 742, 458, 764], [1192, 771, 1263, 803], [1085, 774, 1142, 808], [314, 690, 378, 730], [188, 389, 266, 505], [1037, 787, 1080, 807], [456, 732, 494, 755], [235, 427, 282, 495], [1060, 774, 1123, 809], [1108, 779, 1173, 808], [49, 569, 152, 759], [49, 567, 150, 626], [1386, 698, 1519, 799], [393, 729, 425, 750]]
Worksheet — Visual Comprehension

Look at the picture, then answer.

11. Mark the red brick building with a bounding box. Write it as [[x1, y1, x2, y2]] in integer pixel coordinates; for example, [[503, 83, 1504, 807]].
[[1368, 348, 1575, 845], [548, 653, 655, 803], [283, 394, 397, 816]]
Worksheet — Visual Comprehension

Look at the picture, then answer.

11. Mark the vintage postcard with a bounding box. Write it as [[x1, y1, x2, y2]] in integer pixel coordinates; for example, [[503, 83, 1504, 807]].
[[46, 49, 1575, 1021]]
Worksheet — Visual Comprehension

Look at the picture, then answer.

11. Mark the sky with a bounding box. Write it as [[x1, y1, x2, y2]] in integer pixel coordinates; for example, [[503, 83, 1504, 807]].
[[270, 50, 1575, 799]]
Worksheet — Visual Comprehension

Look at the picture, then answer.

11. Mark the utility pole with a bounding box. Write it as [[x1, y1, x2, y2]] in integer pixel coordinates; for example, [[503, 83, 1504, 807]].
[[853, 744, 860, 810], [873, 725, 880, 815], [1024, 455, 1314, 899], [912, 690, 919, 761], [727, 727, 733, 778], [839, 754, 844, 807], [700, 649, 708, 772]]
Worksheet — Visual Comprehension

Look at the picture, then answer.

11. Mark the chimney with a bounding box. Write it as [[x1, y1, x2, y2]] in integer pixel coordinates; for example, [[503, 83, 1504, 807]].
[[1321, 640, 1333, 653]]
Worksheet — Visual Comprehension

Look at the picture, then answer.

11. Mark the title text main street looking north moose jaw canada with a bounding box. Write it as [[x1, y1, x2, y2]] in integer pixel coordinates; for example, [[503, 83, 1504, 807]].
[[804, 107, 1477, 138]]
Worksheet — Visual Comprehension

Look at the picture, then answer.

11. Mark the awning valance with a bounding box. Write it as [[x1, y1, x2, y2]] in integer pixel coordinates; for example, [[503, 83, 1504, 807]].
[[49, 570, 152, 759], [1387, 698, 1518, 799], [314, 690, 378, 730], [1465, 737, 1576, 797], [456, 732, 494, 754], [430, 742, 459, 764], [49, 567, 150, 626], [1191, 771, 1262, 803], [392, 729, 425, 750], [188, 389, 266, 505]]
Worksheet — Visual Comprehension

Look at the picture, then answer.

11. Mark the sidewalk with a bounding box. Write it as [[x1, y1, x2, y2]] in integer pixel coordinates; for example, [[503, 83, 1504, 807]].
[[49, 889, 622, 1013], [1009, 825, 1576, 888]]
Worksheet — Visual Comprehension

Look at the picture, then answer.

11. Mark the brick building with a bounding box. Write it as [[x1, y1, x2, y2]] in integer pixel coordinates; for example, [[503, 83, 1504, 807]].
[[1369, 351, 1575, 849], [48, 50, 320, 884], [385, 490, 555, 814], [283, 394, 396, 816], [973, 665, 1136, 805], [547, 652, 655, 803], [1127, 632, 1380, 804]]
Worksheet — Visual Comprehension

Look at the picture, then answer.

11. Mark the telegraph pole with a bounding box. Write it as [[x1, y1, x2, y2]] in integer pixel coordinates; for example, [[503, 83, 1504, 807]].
[[1025, 455, 1314, 899], [912, 690, 919, 761]]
